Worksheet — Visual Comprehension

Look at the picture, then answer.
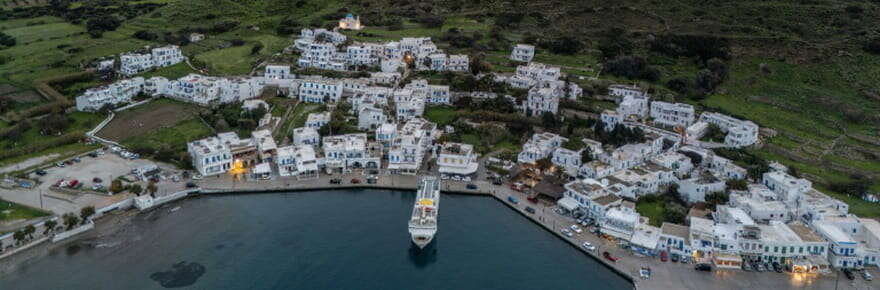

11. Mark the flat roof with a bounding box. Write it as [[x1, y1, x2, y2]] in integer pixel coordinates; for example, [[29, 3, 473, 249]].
[[788, 222, 824, 243], [661, 223, 690, 240]]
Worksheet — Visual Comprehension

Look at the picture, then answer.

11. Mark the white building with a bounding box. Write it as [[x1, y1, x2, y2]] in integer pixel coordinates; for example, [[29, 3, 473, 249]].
[[650, 101, 695, 128], [387, 118, 436, 175], [151, 45, 185, 68], [119, 52, 153, 76], [763, 170, 811, 203], [699, 112, 759, 148], [510, 44, 535, 63], [601, 205, 641, 241], [517, 132, 568, 164], [617, 94, 650, 119], [659, 222, 693, 256], [357, 105, 387, 131], [600, 110, 623, 130], [523, 87, 560, 116], [305, 111, 331, 129], [75, 77, 144, 111], [551, 147, 583, 177], [447, 54, 469, 72], [677, 171, 726, 203], [609, 84, 648, 99], [188, 136, 233, 177], [292, 127, 320, 146], [144, 76, 169, 96], [265, 65, 293, 81], [218, 77, 264, 104], [276, 145, 319, 179], [298, 80, 343, 103], [437, 142, 479, 176], [651, 152, 694, 178], [338, 14, 363, 30], [322, 133, 381, 171]]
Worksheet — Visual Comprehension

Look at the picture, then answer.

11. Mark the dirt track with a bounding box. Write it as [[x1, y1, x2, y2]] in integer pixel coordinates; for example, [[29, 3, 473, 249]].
[[96, 100, 203, 142]]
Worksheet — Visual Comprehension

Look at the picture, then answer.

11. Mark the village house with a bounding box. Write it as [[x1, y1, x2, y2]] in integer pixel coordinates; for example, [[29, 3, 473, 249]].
[[276, 145, 319, 179], [252, 129, 278, 163], [523, 87, 560, 116], [650, 101, 695, 128], [218, 77, 264, 104], [345, 43, 381, 67], [651, 151, 694, 178], [659, 222, 693, 256], [143, 76, 168, 96], [517, 132, 568, 164], [609, 84, 648, 99], [510, 44, 535, 63], [322, 133, 381, 172], [601, 204, 642, 242], [699, 112, 759, 148], [357, 105, 387, 131], [368, 72, 401, 86], [551, 147, 584, 177], [447, 54, 469, 72], [616, 94, 650, 120], [375, 122, 398, 149], [763, 170, 811, 203], [677, 171, 726, 203], [305, 111, 331, 129], [265, 65, 293, 81], [387, 118, 437, 175], [75, 77, 145, 112], [188, 136, 233, 177], [292, 127, 320, 146], [600, 110, 623, 130], [298, 80, 343, 103], [578, 160, 615, 179], [165, 74, 224, 105], [436, 142, 479, 176], [151, 45, 185, 68], [189, 33, 205, 43], [119, 52, 154, 76]]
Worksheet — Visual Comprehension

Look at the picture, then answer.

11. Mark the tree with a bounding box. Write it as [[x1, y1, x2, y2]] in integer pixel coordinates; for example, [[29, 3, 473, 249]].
[[43, 220, 58, 235], [110, 179, 124, 193], [546, 36, 584, 55], [541, 112, 559, 129], [129, 184, 143, 195], [38, 113, 70, 135], [251, 43, 264, 55], [147, 182, 158, 195], [0, 31, 16, 48], [133, 30, 158, 41], [865, 38, 880, 55], [24, 224, 36, 239], [63, 213, 80, 230], [580, 148, 593, 164], [704, 191, 729, 210], [13, 230, 26, 245], [80, 206, 96, 224]]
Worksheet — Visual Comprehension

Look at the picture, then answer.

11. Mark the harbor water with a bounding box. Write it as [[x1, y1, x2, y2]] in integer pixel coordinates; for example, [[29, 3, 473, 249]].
[[0, 189, 632, 290]]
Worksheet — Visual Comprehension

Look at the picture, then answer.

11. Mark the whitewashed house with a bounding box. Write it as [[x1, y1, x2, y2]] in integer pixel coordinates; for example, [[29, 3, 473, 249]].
[[119, 52, 154, 76], [322, 133, 381, 171], [298, 80, 343, 103], [292, 127, 320, 146], [523, 87, 560, 116], [218, 77, 264, 104], [305, 111, 331, 129], [188, 136, 233, 177], [659, 222, 693, 256], [517, 132, 568, 164], [651, 152, 694, 178], [265, 65, 292, 81], [763, 170, 811, 203], [151, 45, 185, 68], [510, 44, 535, 63], [75, 77, 144, 111], [600, 110, 623, 130], [601, 205, 641, 241], [699, 112, 759, 148], [276, 145, 319, 179], [369, 72, 401, 86], [617, 94, 650, 119], [387, 118, 437, 175], [166, 74, 224, 105], [447, 54, 469, 72], [677, 171, 726, 203], [437, 142, 479, 176], [144, 76, 169, 96], [552, 147, 583, 177], [650, 101, 695, 128], [357, 105, 387, 131]]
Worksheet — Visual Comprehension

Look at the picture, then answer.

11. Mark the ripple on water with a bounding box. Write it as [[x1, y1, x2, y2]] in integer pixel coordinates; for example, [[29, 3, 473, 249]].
[[149, 261, 206, 288]]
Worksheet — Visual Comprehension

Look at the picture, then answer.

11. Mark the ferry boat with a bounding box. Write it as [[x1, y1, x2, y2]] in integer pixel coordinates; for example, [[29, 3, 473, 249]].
[[409, 177, 440, 249]]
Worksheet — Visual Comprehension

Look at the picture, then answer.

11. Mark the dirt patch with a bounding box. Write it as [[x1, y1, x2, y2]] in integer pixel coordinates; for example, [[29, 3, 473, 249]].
[[96, 101, 205, 142]]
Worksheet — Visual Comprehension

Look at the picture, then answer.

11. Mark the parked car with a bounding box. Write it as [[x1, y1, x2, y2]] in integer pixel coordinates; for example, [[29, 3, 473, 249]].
[[329, 178, 342, 184], [72, 157, 81, 163], [510, 182, 525, 192], [862, 270, 873, 281], [843, 269, 855, 280], [581, 242, 596, 251], [660, 251, 668, 262], [561, 229, 573, 237], [56, 162, 65, 168], [526, 195, 538, 203], [492, 180, 503, 186], [603, 252, 618, 262], [88, 152, 98, 158], [67, 179, 79, 188], [695, 264, 713, 272], [680, 256, 690, 264], [91, 184, 104, 191], [671, 254, 680, 263], [35, 169, 47, 176], [192, 174, 203, 180], [570, 225, 582, 233], [185, 182, 197, 188], [754, 262, 765, 272], [507, 196, 519, 205], [466, 183, 478, 190], [350, 178, 361, 184], [93, 177, 103, 183], [742, 261, 753, 272], [525, 207, 535, 214], [772, 262, 783, 273]]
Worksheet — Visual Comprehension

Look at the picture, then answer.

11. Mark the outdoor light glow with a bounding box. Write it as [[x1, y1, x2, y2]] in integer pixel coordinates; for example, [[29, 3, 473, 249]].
[[230, 159, 246, 175]]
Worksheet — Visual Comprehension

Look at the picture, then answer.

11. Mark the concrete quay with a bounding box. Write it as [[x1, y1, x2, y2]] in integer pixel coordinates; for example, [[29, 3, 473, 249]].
[[192, 172, 878, 290]]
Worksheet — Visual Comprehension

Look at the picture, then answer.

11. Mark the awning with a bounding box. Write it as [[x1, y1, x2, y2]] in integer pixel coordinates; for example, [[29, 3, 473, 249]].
[[557, 197, 579, 211]]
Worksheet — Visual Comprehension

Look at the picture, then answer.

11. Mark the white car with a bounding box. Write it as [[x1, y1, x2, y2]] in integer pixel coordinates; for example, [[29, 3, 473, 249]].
[[192, 174, 203, 180], [581, 242, 596, 251], [561, 229, 573, 237], [570, 225, 582, 234]]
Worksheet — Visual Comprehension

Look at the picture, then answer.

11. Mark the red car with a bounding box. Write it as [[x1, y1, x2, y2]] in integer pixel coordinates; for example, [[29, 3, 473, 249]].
[[67, 179, 79, 188], [660, 251, 668, 262], [350, 178, 361, 184], [603, 251, 619, 262]]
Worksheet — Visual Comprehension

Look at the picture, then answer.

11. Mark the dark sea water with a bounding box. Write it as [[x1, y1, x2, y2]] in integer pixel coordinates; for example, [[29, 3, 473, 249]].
[[0, 190, 632, 290]]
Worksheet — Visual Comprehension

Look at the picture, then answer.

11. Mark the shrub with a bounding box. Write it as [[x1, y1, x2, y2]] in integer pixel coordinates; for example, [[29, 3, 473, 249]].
[[864, 38, 880, 55], [604, 56, 660, 81], [133, 30, 158, 41]]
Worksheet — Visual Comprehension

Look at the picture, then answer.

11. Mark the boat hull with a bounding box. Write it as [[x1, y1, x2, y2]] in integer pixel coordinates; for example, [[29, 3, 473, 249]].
[[409, 228, 436, 249]]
